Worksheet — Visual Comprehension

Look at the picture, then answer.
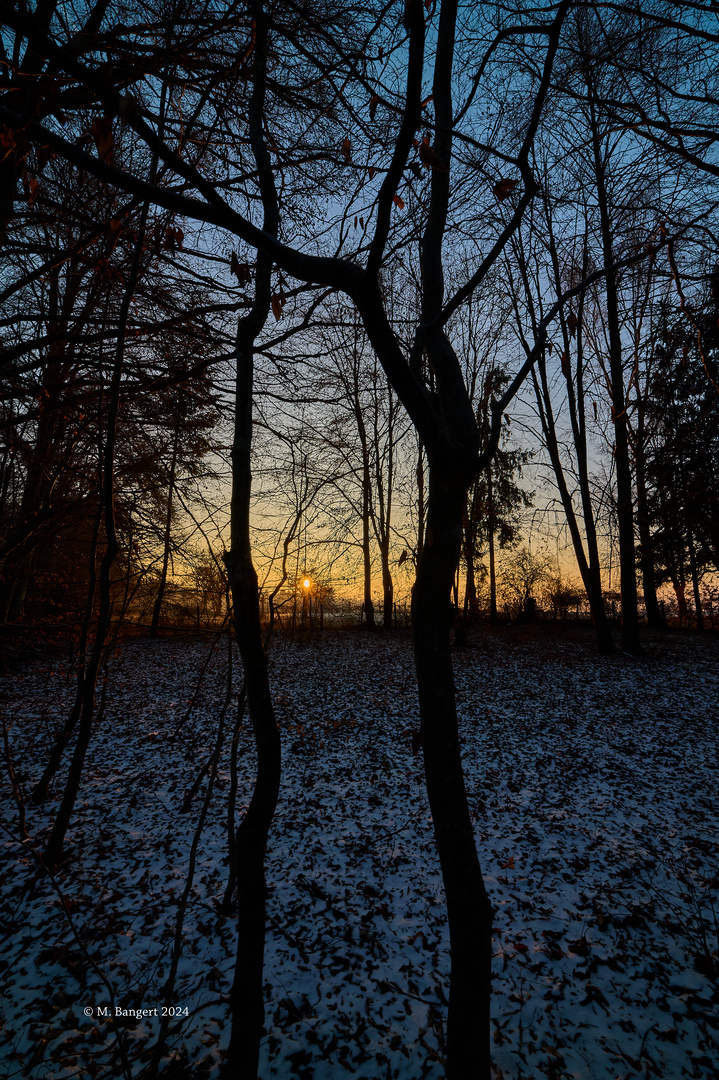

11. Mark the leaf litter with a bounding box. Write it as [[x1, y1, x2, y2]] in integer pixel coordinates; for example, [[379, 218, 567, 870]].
[[1, 627, 718, 1079]]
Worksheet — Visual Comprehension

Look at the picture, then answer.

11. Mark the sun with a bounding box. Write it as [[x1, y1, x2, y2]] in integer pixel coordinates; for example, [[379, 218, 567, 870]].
[[303, 578, 310, 589]]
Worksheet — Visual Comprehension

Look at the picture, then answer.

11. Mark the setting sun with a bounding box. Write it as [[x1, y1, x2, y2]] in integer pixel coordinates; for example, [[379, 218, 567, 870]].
[[303, 578, 310, 589]]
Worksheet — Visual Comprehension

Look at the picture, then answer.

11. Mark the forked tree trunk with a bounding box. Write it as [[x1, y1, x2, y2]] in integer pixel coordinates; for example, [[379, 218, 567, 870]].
[[412, 465, 494, 1079]]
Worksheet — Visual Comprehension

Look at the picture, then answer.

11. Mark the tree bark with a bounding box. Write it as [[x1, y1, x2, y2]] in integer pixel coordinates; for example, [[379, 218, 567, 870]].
[[223, 3, 281, 1075], [589, 96, 641, 654], [634, 387, 665, 628], [687, 528, 704, 632], [412, 465, 494, 1079], [150, 426, 179, 637], [487, 465, 498, 624]]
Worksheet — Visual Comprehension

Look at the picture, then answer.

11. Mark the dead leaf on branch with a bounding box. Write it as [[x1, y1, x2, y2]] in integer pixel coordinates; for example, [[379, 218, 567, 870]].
[[0, 126, 18, 161], [419, 136, 447, 172], [567, 310, 579, 337], [561, 351, 570, 378], [91, 115, 114, 164], [22, 173, 39, 207], [369, 95, 379, 121], [392, 194, 405, 209], [341, 137, 351, 163], [230, 253, 252, 285], [493, 177, 517, 201], [271, 292, 285, 320], [164, 226, 184, 250]]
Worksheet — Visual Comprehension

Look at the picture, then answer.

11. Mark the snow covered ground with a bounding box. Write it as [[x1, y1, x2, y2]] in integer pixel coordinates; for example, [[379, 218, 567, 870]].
[[1, 626, 718, 1079]]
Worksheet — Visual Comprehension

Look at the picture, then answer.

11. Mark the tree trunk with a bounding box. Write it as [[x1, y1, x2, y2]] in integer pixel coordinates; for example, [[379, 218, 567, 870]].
[[224, 340, 281, 1080], [590, 99, 641, 654], [531, 363, 614, 654], [416, 438, 425, 567], [361, 461, 376, 630], [687, 528, 704, 632], [150, 426, 180, 637], [32, 487, 103, 804], [634, 385, 665, 628], [381, 538, 393, 629], [412, 465, 494, 1079], [462, 489, 479, 622], [223, 3, 281, 1074], [487, 465, 498, 624]]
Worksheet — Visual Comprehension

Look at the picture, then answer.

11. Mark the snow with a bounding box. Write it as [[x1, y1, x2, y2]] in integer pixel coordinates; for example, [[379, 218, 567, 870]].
[[1, 626, 718, 1079]]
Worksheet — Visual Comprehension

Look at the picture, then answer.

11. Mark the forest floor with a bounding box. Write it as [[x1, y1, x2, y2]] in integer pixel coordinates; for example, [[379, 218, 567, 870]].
[[1, 623, 718, 1080]]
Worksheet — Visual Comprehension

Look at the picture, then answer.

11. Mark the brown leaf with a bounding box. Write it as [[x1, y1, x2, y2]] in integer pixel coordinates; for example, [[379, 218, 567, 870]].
[[593, 401, 598, 421], [230, 253, 251, 284], [368, 166, 376, 179], [369, 95, 379, 121], [341, 136, 351, 163], [106, 218, 122, 252], [493, 177, 517, 201], [392, 194, 405, 209], [0, 126, 17, 160], [500, 856, 515, 870], [22, 173, 39, 207], [567, 310, 579, 337], [271, 293, 285, 320], [91, 115, 114, 164], [419, 135, 447, 171], [164, 226, 184, 250], [561, 351, 570, 378]]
